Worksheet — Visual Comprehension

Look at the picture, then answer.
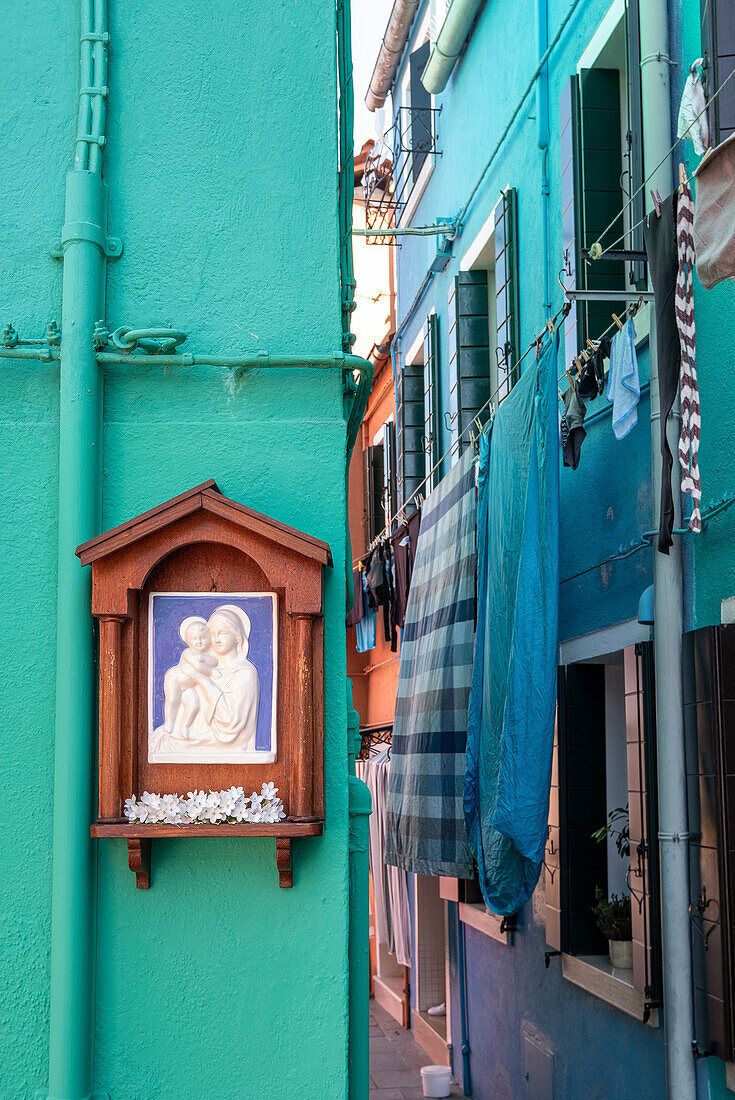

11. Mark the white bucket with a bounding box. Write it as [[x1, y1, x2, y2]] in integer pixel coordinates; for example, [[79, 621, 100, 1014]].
[[420, 1064, 452, 1098]]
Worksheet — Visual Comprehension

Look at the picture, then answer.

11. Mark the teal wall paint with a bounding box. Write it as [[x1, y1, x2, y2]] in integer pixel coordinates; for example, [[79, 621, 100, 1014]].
[[0, 2, 354, 1098]]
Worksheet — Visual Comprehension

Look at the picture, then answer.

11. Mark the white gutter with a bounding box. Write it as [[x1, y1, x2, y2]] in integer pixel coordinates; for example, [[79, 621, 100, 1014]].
[[365, 0, 420, 111], [421, 0, 482, 94]]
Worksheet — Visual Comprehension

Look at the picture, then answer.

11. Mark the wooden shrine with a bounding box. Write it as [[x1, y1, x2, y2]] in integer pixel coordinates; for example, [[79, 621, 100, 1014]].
[[76, 480, 330, 889]]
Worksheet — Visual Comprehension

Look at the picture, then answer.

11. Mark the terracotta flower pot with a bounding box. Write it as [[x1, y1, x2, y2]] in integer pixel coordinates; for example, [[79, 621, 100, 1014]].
[[609, 938, 633, 970]]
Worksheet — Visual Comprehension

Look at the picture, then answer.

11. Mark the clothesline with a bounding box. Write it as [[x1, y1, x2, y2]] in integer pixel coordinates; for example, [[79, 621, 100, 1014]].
[[557, 295, 645, 384], [593, 61, 735, 257], [352, 301, 570, 566]]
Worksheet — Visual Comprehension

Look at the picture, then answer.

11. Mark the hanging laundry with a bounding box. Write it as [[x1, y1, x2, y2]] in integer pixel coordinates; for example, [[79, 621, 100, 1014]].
[[560, 386, 587, 469], [364, 748, 412, 967], [576, 335, 610, 401], [390, 508, 422, 629], [677, 58, 710, 156], [384, 448, 476, 878], [364, 544, 396, 649], [356, 574, 376, 652], [346, 568, 364, 628], [606, 318, 640, 440], [380, 538, 398, 651], [693, 132, 735, 289], [464, 333, 559, 915], [676, 176, 702, 532], [644, 193, 680, 554]]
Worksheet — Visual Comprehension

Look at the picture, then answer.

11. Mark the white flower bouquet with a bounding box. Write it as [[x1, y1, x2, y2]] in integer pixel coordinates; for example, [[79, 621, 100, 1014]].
[[124, 782, 286, 825]]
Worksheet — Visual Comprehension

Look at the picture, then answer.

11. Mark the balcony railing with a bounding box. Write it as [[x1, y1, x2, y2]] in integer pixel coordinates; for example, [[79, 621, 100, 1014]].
[[362, 106, 441, 242]]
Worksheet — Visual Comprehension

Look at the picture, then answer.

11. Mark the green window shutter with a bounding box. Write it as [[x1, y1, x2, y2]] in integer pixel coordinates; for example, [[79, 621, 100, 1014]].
[[579, 68, 626, 338], [702, 0, 735, 143], [560, 76, 584, 364], [448, 271, 490, 455], [397, 356, 426, 508], [625, 0, 647, 288], [493, 187, 520, 399], [410, 41, 432, 182], [423, 314, 439, 490], [365, 443, 384, 542], [382, 422, 397, 524]]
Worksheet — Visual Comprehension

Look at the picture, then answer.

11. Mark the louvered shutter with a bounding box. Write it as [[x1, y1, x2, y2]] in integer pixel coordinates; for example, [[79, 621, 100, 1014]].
[[397, 357, 425, 509], [493, 188, 520, 399], [686, 625, 735, 1060], [448, 271, 490, 456], [702, 0, 735, 143], [410, 41, 432, 182], [366, 443, 384, 541], [625, 0, 647, 288], [382, 422, 397, 524], [560, 76, 583, 366], [423, 314, 439, 490], [579, 68, 626, 339], [624, 644, 663, 1009]]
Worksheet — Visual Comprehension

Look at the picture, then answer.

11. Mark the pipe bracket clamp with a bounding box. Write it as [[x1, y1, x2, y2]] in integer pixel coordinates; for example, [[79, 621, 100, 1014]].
[[658, 831, 690, 842], [50, 223, 123, 260]]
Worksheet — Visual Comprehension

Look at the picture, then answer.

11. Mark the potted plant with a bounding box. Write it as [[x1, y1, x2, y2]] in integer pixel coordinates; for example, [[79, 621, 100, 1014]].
[[591, 805, 633, 969], [592, 888, 633, 969]]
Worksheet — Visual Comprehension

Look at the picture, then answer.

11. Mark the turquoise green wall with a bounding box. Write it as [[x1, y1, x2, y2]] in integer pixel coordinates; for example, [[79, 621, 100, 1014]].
[[0, 3, 353, 1098], [679, 0, 735, 633]]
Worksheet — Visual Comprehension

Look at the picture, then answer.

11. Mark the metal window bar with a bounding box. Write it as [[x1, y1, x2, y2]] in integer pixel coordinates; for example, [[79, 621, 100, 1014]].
[[363, 106, 442, 243]]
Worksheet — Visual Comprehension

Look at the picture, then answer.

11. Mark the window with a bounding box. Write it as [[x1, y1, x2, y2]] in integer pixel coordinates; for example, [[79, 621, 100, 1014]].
[[363, 421, 397, 542], [493, 188, 521, 402], [547, 645, 662, 1019], [560, 5, 645, 363], [447, 271, 491, 456], [423, 314, 439, 491], [701, 0, 735, 144]]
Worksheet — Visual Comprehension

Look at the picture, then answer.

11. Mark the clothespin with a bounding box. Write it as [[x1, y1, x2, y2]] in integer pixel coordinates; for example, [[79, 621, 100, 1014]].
[[679, 162, 688, 194], [612, 313, 624, 332], [574, 356, 583, 377], [650, 189, 663, 217], [546, 317, 555, 336], [580, 349, 591, 363], [565, 368, 574, 387], [535, 338, 542, 361], [586, 339, 597, 351]]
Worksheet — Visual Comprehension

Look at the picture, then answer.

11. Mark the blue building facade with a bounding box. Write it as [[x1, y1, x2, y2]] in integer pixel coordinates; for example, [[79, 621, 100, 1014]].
[[362, 0, 735, 1096]]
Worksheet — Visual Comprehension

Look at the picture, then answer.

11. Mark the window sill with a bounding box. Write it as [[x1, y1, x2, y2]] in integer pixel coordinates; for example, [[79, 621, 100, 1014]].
[[458, 902, 512, 945], [561, 954, 658, 1025]]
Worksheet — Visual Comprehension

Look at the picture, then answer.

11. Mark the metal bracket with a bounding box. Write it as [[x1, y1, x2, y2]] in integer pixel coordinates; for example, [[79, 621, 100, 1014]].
[[50, 224, 123, 261], [643, 999, 663, 1024], [544, 950, 561, 968]]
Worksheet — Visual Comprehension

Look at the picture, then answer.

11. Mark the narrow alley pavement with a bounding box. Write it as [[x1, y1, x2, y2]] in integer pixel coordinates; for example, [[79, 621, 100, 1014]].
[[369, 1003, 470, 1099]]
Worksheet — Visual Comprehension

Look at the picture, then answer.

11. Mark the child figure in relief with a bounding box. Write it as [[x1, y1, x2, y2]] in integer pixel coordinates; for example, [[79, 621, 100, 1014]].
[[162, 616, 218, 738]]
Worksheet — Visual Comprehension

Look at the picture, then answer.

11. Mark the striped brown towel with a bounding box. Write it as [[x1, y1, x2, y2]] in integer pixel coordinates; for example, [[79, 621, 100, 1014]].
[[676, 179, 701, 532]]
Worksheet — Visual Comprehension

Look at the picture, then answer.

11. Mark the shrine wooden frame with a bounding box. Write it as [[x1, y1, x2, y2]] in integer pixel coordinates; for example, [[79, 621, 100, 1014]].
[[76, 480, 330, 889]]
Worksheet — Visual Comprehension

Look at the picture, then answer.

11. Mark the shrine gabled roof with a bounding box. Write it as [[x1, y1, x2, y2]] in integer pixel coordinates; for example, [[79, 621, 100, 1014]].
[[75, 480, 332, 568]]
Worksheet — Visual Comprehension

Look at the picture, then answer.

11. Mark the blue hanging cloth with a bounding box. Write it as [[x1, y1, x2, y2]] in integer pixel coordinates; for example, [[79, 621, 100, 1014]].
[[464, 332, 560, 915]]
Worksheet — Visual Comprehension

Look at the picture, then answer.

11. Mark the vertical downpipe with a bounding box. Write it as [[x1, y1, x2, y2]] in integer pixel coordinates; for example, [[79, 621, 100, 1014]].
[[639, 3, 696, 1098], [536, 0, 552, 318], [347, 683, 371, 1100], [47, 2, 108, 1097]]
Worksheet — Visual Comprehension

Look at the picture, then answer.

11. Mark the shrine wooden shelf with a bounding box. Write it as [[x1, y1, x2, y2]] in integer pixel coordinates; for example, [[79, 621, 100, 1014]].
[[91, 820, 323, 889]]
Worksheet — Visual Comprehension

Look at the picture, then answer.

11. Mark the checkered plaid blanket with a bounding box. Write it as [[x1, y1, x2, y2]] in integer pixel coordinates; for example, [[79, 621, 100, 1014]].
[[384, 448, 476, 877]]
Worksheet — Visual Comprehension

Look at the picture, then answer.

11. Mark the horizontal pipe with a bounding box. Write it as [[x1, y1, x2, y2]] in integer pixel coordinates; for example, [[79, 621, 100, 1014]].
[[353, 223, 455, 238], [421, 0, 483, 94], [0, 346, 60, 362], [96, 351, 370, 371]]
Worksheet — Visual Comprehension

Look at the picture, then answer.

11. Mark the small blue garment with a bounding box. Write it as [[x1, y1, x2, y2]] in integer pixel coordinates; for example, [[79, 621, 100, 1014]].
[[606, 318, 640, 440], [355, 574, 376, 652], [464, 332, 560, 915]]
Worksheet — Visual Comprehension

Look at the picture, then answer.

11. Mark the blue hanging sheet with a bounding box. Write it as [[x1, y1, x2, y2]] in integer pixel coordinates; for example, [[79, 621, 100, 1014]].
[[464, 333, 560, 914]]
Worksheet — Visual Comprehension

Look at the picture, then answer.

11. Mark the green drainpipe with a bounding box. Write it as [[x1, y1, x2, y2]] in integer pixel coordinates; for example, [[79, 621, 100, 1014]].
[[46, 2, 111, 1097], [347, 681, 371, 1100], [421, 0, 483, 94]]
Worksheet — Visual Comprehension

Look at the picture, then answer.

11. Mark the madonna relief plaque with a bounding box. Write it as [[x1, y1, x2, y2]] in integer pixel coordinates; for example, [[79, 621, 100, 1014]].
[[148, 593, 277, 764], [77, 480, 329, 888]]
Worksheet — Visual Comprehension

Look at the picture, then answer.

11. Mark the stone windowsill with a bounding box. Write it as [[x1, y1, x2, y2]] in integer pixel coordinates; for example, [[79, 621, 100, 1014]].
[[458, 902, 512, 945], [562, 953, 658, 1026]]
